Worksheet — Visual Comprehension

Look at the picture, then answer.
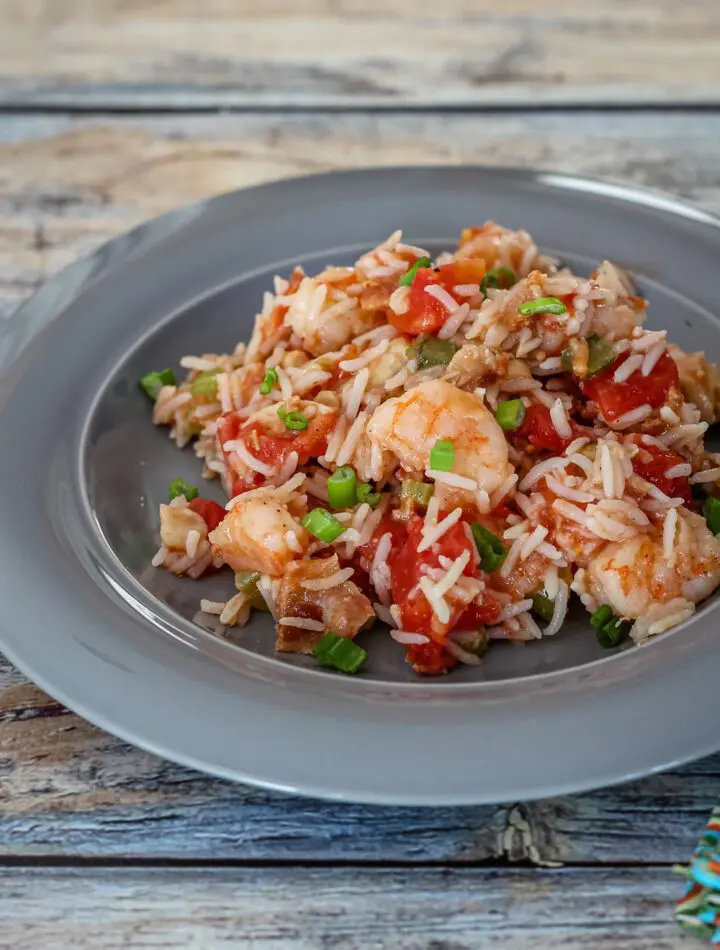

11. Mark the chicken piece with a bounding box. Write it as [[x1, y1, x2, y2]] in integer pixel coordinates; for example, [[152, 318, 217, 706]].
[[367, 379, 513, 499], [668, 344, 720, 424], [209, 493, 308, 576], [455, 221, 555, 276], [365, 335, 412, 390], [157, 502, 213, 578], [584, 509, 720, 639], [444, 343, 507, 389], [274, 556, 375, 654], [284, 277, 379, 356]]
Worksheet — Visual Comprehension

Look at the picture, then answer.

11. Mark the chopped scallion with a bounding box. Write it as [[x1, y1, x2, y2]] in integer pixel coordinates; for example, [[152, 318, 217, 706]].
[[407, 334, 458, 369], [259, 367, 279, 396], [277, 407, 309, 431], [590, 603, 630, 648], [470, 523, 507, 573], [429, 439, 455, 472], [401, 480, 435, 507], [301, 508, 346, 543], [532, 591, 555, 623], [399, 256, 432, 287], [139, 368, 176, 401], [480, 267, 516, 297], [495, 399, 526, 431], [703, 496, 720, 536], [312, 632, 367, 674], [586, 334, 617, 377], [518, 296, 567, 316], [190, 369, 219, 398], [357, 482, 382, 508], [328, 466, 357, 509], [234, 570, 266, 611], [168, 478, 198, 502]]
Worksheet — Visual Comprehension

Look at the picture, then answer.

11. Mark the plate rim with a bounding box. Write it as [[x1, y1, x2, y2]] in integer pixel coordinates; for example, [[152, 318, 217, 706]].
[[3, 163, 720, 804]]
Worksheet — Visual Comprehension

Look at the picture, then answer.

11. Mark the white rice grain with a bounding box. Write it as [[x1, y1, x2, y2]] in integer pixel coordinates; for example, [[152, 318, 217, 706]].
[[338, 338, 390, 373], [391, 630, 430, 646], [613, 353, 644, 383], [520, 525, 548, 561], [690, 467, 720, 484], [518, 456, 568, 491], [418, 506, 463, 553], [426, 469, 478, 491], [641, 341, 666, 376], [277, 616, 325, 631], [301, 567, 355, 591], [550, 398, 572, 439], [335, 411, 368, 467], [437, 302, 471, 339], [610, 404, 653, 429], [425, 283, 460, 313]]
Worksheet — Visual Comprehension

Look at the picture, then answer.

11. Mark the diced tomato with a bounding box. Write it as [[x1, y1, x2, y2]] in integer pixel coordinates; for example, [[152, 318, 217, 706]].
[[627, 434, 693, 506], [218, 410, 337, 495], [582, 351, 679, 422], [406, 640, 457, 675], [390, 516, 477, 634], [188, 498, 226, 532], [388, 259, 486, 336], [457, 597, 502, 628], [349, 515, 408, 595], [516, 404, 572, 454]]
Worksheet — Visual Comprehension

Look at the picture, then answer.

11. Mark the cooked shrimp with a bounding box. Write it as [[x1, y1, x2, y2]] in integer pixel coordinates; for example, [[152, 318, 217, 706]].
[[455, 222, 555, 276], [584, 509, 720, 621], [285, 277, 379, 356], [160, 503, 207, 552], [158, 503, 213, 578], [209, 495, 308, 576], [367, 379, 513, 496]]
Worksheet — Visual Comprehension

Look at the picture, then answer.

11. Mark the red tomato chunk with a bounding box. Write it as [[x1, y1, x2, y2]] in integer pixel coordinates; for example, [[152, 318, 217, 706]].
[[388, 260, 486, 336], [188, 498, 226, 532], [627, 434, 692, 506], [583, 352, 679, 422]]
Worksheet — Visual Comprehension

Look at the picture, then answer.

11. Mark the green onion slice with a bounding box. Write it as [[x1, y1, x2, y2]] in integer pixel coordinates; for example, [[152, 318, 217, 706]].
[[399, 256, 432, 287], [590, 603, 630, 648], [357, 482, 382, 508], [518, 296, 567, 316], [301, 508, 346, 543], [139, 368, 176, 401], [452, 628, 489, 657], [168, 478, 199, 502], [407, 334, 458, 369], [586, 334, 617, 377], [495, 399, 526, 431], [234, 570, 266, 611], [401, 480, 435, 507], [703, 496, 720, 536], [277, 407, 309, 431], [259, 367, 279, 396], [190, 369, 219, 398], [532, 591, 555, 623], [470, 523, 507, 573], [429, 439, 455, 472], [328, 466, 357, 509], [561, 347, 573, 372], [480, 267, 516, 297], [312, 632, 367, 674]]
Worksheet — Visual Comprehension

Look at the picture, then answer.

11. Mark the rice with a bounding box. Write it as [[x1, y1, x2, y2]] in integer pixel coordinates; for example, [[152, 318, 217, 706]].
[[426, 470, 478, 491], [543, 580, 569, 637], [519, 456, 568, 491], [690, 467, 720, 484], [338, 338, 390, 373], [610, 404, 653, 429], [437, 303, 471, 339], [391, 630, 430, 645], [335, 411, 368, 467], [641, 341, 665, 376], [550, 398, 572, 440], [497, 599, 533, 622], [301, 567, 355, 591], [344, 367, 369, 421], [418, 506, 463, 553], [277, 616, 325, 631], [613, 353, 643, 383], [425, 284, 460, 313], [180, 355, 218, 371], [520, 525, 549, 561], [370, 532, 393, 605]]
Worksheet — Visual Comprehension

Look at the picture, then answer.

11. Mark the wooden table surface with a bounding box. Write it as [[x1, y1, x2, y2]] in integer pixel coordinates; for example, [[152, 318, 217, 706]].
[[2, 3, 720, 947]]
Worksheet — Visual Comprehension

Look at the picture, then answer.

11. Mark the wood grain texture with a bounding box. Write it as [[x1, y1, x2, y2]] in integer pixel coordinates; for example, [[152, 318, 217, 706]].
[[2, 109, 720, 323], [1, 0, 719, 109], [0, 866, 690, 949]]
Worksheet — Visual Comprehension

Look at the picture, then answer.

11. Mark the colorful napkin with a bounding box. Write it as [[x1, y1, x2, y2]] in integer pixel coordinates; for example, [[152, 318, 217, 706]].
[[676, 798, 720, 941]]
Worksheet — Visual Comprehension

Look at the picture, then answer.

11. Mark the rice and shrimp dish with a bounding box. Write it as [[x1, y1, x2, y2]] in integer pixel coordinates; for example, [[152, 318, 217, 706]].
[[141, 222, 720, 676]]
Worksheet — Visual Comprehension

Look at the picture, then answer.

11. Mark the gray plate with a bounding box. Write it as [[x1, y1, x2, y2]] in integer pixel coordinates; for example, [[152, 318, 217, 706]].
[[1, 166, 720, 805]]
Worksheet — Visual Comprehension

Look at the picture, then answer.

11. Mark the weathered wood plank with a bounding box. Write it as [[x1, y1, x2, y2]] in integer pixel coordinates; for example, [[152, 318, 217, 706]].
[[1, 0, 720, 108], [2, 109, 720, 324], [0, 866, 689, 949], [0, 651, 715, 865]]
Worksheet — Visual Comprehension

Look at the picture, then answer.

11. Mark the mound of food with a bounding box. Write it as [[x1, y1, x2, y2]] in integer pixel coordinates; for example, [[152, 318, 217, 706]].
[[141, 223, 720, 675]]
